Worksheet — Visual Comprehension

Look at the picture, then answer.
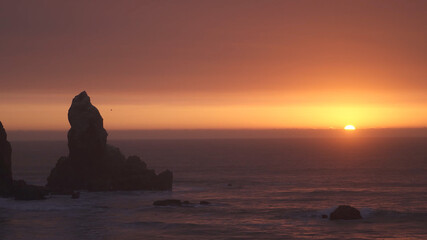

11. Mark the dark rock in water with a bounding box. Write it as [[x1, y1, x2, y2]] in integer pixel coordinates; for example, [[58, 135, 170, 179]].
[[0, 122, 48, 200], [182, 200, 191, 205], [155, 170, 173, 190], [47, 91, 173, 192], [322, 214, 328, 219], [13, 180, 48, 200], [330, 205, 362, 220], [50, 189, 75, 195], [200, 201, 211, 205], [153, 199, 182, 206], [0, 121, 13, 196], [227, 183, 232, 187], [71, 191, 80, 199]]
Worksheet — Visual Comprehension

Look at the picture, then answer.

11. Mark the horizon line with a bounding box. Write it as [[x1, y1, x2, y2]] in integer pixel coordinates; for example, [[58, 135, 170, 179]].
[[6, 127, 427, 132]]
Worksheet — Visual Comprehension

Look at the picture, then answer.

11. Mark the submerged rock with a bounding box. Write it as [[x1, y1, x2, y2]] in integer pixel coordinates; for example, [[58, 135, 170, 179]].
[[47, 91, 173, 192], [0, 122, 47, 200], [153, 199, 182, 206], [329, 205, 362, 220], [153, 199, 211, 207]]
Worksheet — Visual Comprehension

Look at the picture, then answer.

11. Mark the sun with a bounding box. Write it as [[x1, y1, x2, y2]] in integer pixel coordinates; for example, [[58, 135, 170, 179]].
[[344, 125, 356, 130]]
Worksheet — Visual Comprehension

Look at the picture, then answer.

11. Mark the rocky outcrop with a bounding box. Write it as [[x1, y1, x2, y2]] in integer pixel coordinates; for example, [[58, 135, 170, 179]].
[[47, 91, 173, 192], [0, 122, 48, 200], [0, 121, 13, 196], [12, 180, 49, 200], [329, 205, 362, 220]]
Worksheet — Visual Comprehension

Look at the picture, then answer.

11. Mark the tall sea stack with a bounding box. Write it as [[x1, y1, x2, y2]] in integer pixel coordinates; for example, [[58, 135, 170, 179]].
[[0, 122, 47, 200], [0, 121, 13, 196], [47, 91, 173, 192]]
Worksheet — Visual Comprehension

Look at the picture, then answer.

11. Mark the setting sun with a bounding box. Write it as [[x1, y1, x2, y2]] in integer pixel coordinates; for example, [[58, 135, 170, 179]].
[[344, 125, 356, 130]]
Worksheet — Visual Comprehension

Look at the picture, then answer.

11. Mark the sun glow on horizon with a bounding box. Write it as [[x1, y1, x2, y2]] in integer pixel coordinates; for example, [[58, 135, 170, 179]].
[[344, 125, 356, 130]]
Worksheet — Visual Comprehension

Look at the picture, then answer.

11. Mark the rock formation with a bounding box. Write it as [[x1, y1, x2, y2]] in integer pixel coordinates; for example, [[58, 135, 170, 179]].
[[12, 180, 48, 200], [153, 199, 183, 206], [329, 205, 362, 220], [0, 121, 13, 196], [47, 91, 173, 192], [0, 121, 48, 200]]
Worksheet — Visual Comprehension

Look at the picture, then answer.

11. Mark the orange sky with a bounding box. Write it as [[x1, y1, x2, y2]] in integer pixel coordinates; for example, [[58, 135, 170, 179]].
[[0, 0, 426, 130]]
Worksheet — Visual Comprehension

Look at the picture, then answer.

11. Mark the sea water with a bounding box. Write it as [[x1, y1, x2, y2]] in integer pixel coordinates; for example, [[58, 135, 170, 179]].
[[1, 138, 426, 239]]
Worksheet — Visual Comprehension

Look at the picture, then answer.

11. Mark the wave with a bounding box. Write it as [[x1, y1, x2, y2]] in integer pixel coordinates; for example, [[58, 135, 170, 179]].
[[0, 198, 85, 212]]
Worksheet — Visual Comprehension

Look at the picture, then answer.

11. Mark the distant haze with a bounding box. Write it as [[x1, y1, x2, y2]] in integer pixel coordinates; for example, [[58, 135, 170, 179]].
[[1, 1, 426, 130], [7, 128, 427, 141]]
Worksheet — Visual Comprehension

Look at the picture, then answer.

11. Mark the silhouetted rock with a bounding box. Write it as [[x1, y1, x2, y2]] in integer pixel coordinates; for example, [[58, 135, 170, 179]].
[[153, 199, 182, 206], [13, 180, 48, 200], [0, 121, 13, 196], [0, 122, 48, 200], [47, 91, 173, 192], [200, 201, 211, 205], [71, 191, 80, 199], [156, 170, 173, 190], [50, 190, 75, 195], [321, 214, 328, 219], [330, 205, 362, 220]]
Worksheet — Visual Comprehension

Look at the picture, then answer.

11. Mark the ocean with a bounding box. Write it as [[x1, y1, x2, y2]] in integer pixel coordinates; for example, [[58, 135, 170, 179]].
[[1, 137, 426, 239]]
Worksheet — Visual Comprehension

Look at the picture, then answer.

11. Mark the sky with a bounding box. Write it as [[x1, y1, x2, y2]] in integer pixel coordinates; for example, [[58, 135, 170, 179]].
[[1, 0, 426, 130]]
